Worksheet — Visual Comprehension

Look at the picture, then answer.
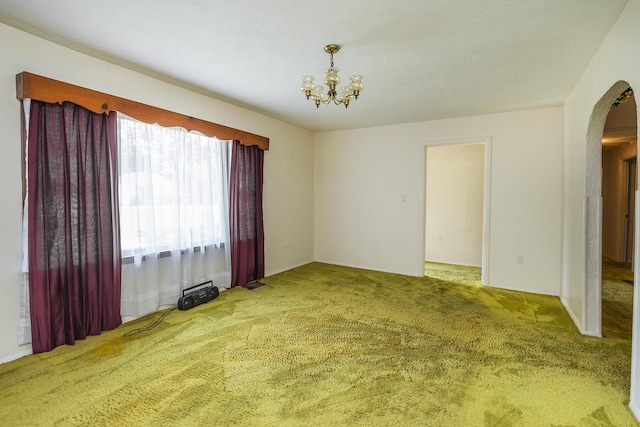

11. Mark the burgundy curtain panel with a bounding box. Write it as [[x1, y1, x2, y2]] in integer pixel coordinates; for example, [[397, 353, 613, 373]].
[[27, 100, 122, 354], [229, 140, 265, 287]]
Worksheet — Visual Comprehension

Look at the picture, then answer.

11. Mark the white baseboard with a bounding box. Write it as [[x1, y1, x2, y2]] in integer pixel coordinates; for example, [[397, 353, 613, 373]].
[[265, 260, 314, 277], [629, 399, 640, 424], [560, 296, 597, 336], [0, 347, 32, 365]]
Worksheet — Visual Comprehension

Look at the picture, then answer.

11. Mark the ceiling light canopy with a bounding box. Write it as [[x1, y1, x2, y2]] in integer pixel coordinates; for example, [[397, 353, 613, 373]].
[[300, 44, 364, 108]]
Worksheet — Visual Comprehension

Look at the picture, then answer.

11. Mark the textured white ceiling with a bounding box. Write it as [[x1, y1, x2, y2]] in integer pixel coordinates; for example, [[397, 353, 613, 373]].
[[0, 0, 630, 132]]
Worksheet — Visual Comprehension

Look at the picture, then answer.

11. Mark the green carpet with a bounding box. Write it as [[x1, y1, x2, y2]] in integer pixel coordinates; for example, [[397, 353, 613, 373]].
[[0, 262, 637, 426], [424, 261, 482, 285], [602, 257, 634, 340]]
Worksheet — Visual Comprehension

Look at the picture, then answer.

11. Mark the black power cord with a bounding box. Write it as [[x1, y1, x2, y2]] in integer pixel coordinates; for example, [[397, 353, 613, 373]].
[[123, 306, 178, 337]]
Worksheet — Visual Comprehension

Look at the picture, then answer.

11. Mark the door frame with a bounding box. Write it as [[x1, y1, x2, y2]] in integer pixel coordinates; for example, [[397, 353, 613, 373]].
[[624, 156, 637, 265], [422, 137, 492, 285]]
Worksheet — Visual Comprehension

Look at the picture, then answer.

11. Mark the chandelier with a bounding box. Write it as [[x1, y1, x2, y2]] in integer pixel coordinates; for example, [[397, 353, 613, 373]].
[[300, 44, 364, 108]]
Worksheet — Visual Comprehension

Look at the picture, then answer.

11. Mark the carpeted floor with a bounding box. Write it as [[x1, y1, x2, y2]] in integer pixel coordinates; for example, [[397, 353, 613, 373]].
[[424, 261, 482, 285], [0, 262, 637, 426], [602, 257, 635, 340]]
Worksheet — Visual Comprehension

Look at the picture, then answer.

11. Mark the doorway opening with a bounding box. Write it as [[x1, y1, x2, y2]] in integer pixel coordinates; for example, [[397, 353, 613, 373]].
[[600, 87, 637, 339], [584, 81, 636, 337], [423, 138, 491, 285]]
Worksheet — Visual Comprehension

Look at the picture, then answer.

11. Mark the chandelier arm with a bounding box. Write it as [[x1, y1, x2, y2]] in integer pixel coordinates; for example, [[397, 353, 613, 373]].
[[315, 95, 332, 105]]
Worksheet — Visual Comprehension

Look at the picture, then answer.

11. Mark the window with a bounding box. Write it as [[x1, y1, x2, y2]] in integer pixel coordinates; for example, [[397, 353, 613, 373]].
[[17, 72, 265, 322], [117, 115, 231, 259]]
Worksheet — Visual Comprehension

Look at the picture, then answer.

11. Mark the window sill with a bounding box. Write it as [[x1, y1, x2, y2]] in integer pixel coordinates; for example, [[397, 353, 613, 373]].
[[122, 244, 225, 264]]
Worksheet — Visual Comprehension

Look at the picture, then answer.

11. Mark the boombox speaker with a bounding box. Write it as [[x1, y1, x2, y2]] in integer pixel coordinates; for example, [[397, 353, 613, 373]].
[[178, 280, 219, 311]]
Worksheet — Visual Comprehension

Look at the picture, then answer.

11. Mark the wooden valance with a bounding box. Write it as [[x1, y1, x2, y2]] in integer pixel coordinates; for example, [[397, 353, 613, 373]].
[[16, 71, 269, 150]]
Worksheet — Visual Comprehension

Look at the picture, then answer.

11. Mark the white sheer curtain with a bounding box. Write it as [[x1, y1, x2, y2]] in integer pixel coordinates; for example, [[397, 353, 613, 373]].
[[118, 114, 231, 318], [19, 99, 31, 345]]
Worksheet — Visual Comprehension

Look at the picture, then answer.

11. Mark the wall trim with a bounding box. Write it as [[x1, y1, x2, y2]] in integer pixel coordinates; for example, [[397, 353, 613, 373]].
[[560, 296, 587, 334], [0, 347, 32, 365]]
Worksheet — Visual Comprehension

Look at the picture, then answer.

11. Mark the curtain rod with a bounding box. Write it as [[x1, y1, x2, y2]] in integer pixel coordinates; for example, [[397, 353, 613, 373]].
[[15, 71, 269, 150]]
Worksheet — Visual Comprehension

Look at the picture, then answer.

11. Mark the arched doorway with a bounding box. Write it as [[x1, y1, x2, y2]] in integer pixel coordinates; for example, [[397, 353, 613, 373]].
[[601, 88, 637, 338], [584, 82, 637, 336]]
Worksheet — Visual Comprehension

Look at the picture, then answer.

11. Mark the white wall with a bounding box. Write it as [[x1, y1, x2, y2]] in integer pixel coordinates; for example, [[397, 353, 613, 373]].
[[562, 0, 640, 418], [315, 106, 563, 295], [425, 144, 484, 267], [0, 23, 315, 363]]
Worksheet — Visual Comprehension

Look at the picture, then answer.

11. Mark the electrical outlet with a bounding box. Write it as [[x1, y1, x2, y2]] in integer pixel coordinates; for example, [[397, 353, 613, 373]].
[[516, 255, 524, 264], [401, 194, 407, 202]]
